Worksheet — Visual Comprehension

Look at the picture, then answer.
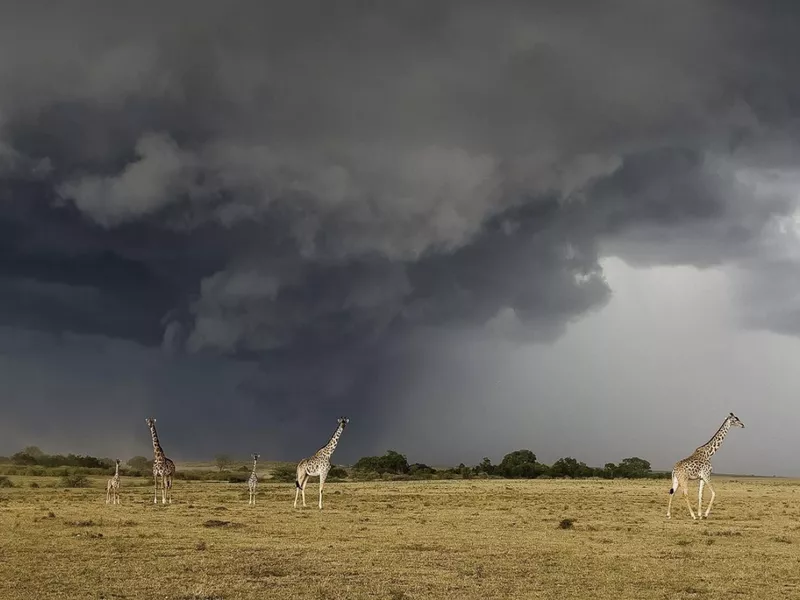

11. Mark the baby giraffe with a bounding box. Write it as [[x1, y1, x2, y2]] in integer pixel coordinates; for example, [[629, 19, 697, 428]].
[[105, 459, 121, 505], [248, 453, 260, 506], [667, 412, 745, 520], [294, 417, 349, 509]]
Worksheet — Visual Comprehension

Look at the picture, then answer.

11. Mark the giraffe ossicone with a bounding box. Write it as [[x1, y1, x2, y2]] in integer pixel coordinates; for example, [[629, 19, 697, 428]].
[[666, 412, 745, 520], [294, 416, 349, 510]]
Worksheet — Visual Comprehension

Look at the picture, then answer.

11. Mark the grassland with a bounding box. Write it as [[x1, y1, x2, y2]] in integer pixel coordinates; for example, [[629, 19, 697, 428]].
[[1, 475, 799, 600]]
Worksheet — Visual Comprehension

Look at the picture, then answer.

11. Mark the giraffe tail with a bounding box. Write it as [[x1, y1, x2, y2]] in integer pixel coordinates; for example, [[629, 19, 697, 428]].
[[295, 479, 301, 489], [669, 470, 677, 494]]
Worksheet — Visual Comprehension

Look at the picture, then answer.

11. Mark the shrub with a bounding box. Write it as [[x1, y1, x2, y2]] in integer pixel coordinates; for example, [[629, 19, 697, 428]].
[[270, 465, 297, 482], [227, 473, 249, 483], [328, 466, 348, 479], [58, 474, 90, 488], [558, 518, 575, 530], [0, 476, 13, 488], [127, 456, 153, 471]]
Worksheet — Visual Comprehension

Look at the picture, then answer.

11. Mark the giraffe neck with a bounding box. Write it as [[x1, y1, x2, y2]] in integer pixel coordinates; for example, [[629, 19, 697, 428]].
[[149, 426, 165, 460], [251, 458, 258, 476], [698, 418, 732, 459], [318, 424, 345, 459], [114, 462, 120, 477]]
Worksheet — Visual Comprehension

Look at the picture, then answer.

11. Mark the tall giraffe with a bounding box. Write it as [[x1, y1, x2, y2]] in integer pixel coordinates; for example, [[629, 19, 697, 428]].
[[248, 453, 260, 506], [667, 412, 745, 520], [294, 417, 349, 509], [105, 459, 121, 505], [145, 418, 176, 505]]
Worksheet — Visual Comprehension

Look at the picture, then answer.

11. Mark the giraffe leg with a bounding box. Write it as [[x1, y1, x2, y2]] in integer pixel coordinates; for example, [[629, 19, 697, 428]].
[[167, 476, 172, 504], [667, 472, 680, 519], [682, 488, 697, 520], [293, 485, 300, 508], [162, 474, 167, 504], [301, 475, 308, 508], [697, 479, 705, 518], [153, 474, 159, 504], [319, 472, 327, 510], [702, 478, 716, 518], [667, 481, 678, 519]]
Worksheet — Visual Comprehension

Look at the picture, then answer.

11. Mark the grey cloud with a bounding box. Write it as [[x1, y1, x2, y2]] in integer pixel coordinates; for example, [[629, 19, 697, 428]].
[[1, 1, 800, 461], [58, 133, 193, 227]]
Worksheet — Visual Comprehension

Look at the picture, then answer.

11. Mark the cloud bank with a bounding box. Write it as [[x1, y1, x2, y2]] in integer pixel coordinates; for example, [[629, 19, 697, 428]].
[[1, 1, 800, 465]]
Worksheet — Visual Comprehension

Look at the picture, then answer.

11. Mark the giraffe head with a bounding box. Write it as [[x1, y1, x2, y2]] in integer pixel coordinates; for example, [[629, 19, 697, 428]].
[[338, 416, 350, 428], [145, 417, 156, 428], [252, 453, 260, 461], [728, 412, 745, 428], [115, 459, 121, 466]]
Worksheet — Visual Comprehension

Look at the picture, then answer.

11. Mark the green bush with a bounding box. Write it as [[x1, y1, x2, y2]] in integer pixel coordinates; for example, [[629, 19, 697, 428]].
[[0, 476, 14, 488]]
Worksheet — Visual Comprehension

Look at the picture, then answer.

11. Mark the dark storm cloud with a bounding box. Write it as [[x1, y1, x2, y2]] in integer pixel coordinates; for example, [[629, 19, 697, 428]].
[[2, 0, 800, 459]]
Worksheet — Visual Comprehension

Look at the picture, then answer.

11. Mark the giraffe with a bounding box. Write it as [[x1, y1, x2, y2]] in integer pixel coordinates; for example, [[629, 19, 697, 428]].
[[248, 453, 260, 506], [667, 412, 745, 520], [294, 417, 349, 510], [105, 459, 121, 505], [145, 418, 176, 505]]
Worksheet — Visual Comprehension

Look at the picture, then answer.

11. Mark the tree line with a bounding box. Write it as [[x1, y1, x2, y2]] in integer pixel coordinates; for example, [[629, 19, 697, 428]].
[[351, 449, 667, 480], [0, 446, 669, 481]]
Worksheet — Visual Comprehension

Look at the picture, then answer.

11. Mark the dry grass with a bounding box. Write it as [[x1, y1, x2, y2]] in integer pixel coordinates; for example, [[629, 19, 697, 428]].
[[1, 476, 800, 599]]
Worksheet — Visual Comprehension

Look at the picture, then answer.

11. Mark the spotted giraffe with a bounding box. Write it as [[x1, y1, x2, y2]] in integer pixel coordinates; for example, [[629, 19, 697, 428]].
[[145, 418, 176, 505], [248, 453, 260, 505], [106, 459, 121, 505], [294, 417, 349, 509], [667, 412, 745, 520]]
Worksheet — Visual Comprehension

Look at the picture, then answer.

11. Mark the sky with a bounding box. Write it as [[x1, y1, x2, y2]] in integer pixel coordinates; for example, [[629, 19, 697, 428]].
[[1, 1, 800, 474]]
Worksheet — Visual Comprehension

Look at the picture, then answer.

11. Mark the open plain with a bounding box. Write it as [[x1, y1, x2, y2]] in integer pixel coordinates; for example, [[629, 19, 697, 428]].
[[1, 476, 799, 600]]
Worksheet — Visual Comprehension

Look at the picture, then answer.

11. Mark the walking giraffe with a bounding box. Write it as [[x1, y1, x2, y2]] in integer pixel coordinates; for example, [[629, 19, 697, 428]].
[[105, 459, 121, 505], [294, 417, 349, 509], [248, 453, 260, 505], [145, 418, 176, 505], [667, 412, 745, 520]]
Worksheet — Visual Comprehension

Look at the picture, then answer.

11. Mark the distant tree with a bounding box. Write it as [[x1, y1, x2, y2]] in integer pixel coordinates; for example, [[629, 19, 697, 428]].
[[498, 450, 539, 478], [353, 450, 410, 475], [11, 451, 38, 466], [614, 457, 652, 478], [475, 457, 496, 476], [270, 465, 297, 482], [215, 454, 234, 472], [23, 446, 45, 458], [127, 456, 153, 471], [601, 462, 618, 479], [409, 463, 436, 476], [328, 466, 349, 479], [549, 457, 593, 478]]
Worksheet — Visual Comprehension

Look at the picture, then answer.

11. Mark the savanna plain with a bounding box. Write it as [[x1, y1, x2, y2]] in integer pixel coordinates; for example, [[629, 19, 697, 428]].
[[2, 474, 800, 600]]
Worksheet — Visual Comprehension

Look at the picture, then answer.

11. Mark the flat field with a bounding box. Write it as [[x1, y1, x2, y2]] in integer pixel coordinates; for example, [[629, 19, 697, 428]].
[[1, 476, 799, 600]]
